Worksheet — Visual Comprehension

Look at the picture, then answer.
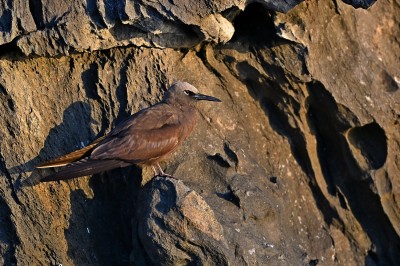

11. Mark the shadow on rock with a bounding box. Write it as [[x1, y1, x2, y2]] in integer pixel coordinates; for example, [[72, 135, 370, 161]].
[[221, 3, 400, 264], [11, 101, 98, 187], [66, 166, 142, 265], [306, 81, 400, 265], [12, 97, 145, 264]]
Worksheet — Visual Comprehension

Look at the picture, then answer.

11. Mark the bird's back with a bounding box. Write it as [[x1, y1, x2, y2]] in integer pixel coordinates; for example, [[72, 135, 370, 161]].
[[91, 102, 198, 164]]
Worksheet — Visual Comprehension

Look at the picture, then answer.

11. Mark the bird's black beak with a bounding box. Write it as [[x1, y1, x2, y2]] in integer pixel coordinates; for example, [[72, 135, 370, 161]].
[[193, 93, 222, 102]]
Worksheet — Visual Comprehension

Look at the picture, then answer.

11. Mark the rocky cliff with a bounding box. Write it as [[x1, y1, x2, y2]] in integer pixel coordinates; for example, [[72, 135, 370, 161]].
[[0, 0, 399, 265]]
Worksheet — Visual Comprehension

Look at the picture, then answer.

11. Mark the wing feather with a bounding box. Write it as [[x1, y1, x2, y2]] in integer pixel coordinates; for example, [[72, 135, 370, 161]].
[[37, 135, 106, 168], [92, 124, 181, 163], [40, 158, 130, 182], [91, 104, 183, 163]]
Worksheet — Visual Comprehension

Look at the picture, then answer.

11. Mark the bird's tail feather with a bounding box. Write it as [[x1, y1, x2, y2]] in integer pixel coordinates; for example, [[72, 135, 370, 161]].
[[40, 158, 130, 182], [37, 136, 106, 169]]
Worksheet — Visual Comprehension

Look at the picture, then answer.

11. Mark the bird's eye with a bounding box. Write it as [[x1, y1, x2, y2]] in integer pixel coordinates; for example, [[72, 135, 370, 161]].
[[184, 90, 193, 96]]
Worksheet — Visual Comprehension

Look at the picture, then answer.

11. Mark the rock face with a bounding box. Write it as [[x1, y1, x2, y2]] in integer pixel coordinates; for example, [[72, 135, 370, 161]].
[[132, 177, 229, 265], [0, 0, 399, 265]]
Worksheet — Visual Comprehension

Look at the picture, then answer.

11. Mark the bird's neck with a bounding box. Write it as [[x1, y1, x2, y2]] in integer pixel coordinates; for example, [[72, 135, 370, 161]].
[[167, 100, 195, 112]]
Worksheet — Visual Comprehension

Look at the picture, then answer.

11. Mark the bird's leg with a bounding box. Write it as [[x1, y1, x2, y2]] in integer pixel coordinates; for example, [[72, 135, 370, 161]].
[[156, 163, 177, 179], [151, 165, 158, 176]]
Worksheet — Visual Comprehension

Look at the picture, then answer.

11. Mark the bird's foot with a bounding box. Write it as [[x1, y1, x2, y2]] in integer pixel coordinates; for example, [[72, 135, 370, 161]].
[[154, 163, 178, 179], [158, 173, 178, 179]]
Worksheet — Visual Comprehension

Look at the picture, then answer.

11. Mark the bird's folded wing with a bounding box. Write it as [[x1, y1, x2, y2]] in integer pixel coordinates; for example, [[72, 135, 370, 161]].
[[37, 135, 106, 168], [38, 104, 181, 169], [91, 125, 181, 163], [90, 107, 182, 163], [107, 103, 176, 136]]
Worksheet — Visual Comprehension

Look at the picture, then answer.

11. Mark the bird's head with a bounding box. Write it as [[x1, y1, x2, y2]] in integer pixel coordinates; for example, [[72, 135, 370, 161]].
[[164, 81, 222, 106]]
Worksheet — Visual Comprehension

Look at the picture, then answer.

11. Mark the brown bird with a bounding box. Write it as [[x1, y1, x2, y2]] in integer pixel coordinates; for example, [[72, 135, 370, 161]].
[[37, 81, 221, 182]]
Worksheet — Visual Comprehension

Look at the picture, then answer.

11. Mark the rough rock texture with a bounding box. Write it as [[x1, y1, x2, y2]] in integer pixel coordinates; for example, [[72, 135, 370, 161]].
[[132, 177, 229, 265], [2, 0, 304, 56], [1, 0, 376, 56], [0, 0, 399, 265]]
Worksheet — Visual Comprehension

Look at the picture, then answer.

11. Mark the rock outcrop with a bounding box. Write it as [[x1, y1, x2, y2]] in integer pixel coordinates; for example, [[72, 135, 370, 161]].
[[0, 0, 398, 265]]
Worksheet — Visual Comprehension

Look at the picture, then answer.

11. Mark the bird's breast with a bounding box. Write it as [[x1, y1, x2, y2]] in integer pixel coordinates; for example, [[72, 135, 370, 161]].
[[179, 107, 198, 141]]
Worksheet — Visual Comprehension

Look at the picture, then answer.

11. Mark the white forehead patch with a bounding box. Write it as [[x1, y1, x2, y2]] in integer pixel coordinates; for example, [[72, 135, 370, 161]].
[[171, 81, 199, 94]]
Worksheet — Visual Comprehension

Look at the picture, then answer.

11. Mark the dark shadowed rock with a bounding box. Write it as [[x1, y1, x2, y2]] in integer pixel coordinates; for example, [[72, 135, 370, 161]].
[[341, 0, 376, 8], [0, 0, 36, 45]]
